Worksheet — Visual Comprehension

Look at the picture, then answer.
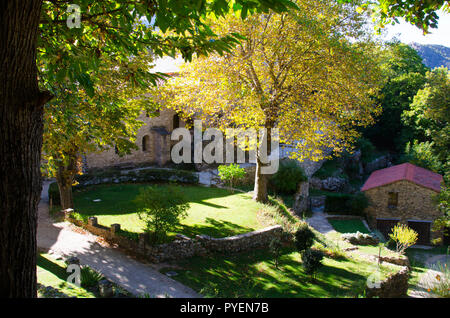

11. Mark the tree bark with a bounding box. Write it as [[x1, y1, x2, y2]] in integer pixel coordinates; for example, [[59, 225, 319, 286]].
[[253, 123, 273, 203], [0, 0, 49, 297], [253, 157, 269, 203], [55, 163, 75, 210]]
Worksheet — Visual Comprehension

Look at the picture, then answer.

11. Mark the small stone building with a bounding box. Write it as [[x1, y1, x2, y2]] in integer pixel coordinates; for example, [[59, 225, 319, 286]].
[[361, 163, 443, 245], [85, 109, 186, 169]]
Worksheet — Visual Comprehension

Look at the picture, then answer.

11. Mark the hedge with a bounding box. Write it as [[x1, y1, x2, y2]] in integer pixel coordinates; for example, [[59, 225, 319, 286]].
[[324, 192, 368, 216]]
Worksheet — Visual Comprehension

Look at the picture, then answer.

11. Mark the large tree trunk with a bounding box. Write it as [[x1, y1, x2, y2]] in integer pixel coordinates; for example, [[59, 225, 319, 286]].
[[253, 124, 273, 203], [0, 0, 50, 297], [55, 163, 76, 210], [253, 157, 269, 203]]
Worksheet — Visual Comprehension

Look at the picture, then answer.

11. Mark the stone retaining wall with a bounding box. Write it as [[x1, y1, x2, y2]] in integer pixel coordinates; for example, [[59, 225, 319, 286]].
[[65, 212, 282, 263], [366, 266, 410, 298]]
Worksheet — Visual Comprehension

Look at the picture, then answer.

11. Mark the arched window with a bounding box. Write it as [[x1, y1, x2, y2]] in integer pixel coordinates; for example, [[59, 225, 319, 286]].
[[173, 113, 180, 130], [142, 135, 150, 152]]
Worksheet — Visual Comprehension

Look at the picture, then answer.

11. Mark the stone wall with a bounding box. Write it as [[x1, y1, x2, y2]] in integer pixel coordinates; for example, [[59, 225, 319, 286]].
[[85, 109, 184, 169], [366, 266, 410, 298], [65, 213, 283, 263], [364, 180, 442, 241]]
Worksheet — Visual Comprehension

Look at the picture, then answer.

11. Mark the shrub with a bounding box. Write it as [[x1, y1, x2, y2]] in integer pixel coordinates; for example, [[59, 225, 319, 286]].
[[388, 224, 418, 254], [356, 137, 377, 164], [134, 185, 190, 243], [80, 266, 104, 288], [301, 249, 324, 280], [269, 237, 283, 269], [218, 164, 246, 191], [270, 160, 307, 194], [294, 223, 316, 253]]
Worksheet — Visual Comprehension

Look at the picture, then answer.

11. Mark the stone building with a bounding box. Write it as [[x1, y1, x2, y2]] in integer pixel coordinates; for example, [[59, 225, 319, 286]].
[[85, 108, 186, 169], [361, 163, 443, 245]]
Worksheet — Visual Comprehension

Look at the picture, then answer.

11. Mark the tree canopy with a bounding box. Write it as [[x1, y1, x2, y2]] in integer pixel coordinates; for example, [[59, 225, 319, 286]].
[[159, 0, 383, 201]]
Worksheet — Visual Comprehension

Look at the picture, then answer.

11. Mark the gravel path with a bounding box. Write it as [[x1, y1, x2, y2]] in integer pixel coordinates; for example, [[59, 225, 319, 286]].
[[37, 181, 200, 298]]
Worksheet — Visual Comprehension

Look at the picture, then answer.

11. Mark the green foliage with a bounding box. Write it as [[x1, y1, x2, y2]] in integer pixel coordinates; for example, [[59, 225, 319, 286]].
[[402, 67, 450, 175], [135, 186, 190, 242], [343, 0, 450, 33], [313, 159, 346, 180], [389, 224, 418, 254], [432, 184, 449, 243], [361, 42, 427, 151], [294, 224, 316, 253], [80, 266, 104, 288], [402, 140, 443, 173], [269, 237, 283, 269], [270, 160, 307, 194], [301, 249, 324, 279], [356, 138, 377, 164], [218, 164, 246, 191], [324, 192, 368, 216]]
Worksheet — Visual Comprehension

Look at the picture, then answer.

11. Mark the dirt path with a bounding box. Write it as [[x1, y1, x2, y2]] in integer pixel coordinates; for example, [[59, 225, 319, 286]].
[[37, 181, 200, 298]]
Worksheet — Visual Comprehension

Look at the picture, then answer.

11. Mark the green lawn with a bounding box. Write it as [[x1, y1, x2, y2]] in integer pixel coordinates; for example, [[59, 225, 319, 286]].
[[328, 219, 370, 234], [73, 183, 275, 240], [37, 253, 96, 298], [160, 246, 400, 298]]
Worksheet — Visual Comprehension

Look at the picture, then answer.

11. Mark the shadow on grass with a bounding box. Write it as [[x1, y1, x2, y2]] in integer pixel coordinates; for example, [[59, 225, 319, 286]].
[[73, 183, 236, 216], [168, 246, 368, 298], [37, 254, 68, 281], [176, 218, 255, 238]]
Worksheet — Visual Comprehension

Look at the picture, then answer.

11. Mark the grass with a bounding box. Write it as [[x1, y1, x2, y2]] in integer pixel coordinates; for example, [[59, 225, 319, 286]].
[[73, 183, 277, 241], [328, 219, 370, 234], [37, 253, 96, 298], [160, 245, 400, 298]]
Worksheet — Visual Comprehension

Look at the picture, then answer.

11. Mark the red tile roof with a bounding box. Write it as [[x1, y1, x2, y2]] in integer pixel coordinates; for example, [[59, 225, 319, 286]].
[[361, 163, 443, 193]]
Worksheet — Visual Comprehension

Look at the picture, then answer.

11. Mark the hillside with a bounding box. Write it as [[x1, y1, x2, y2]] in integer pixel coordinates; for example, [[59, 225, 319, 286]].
[[410, 43, 450, 69]]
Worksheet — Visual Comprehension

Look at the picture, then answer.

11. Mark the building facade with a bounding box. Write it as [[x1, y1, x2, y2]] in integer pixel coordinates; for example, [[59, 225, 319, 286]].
[[362, 163, 443, 245]]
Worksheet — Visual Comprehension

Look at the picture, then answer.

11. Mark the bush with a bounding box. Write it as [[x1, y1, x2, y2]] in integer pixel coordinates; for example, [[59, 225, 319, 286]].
[[80, 266, 104, 288], [356, 138, 377, 164], [48, 182, 61, 206], [301, 249, 324, 279], [270, 160, 307, 194], [294, 223, 316, 253], [388, 224, 418, 254], [134, 185, 190, 243], [218, 164, 246, 191], [269, 237, 283, 269]]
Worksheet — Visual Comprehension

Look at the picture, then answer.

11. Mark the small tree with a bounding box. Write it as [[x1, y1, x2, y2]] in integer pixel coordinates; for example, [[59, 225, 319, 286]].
[[134, 186, 190, 243], [294, 223, 316, 254], [269, 237, 283, 269], [301, 249, 324, 281], [389, 224, 418, 254], [218, 164, 246, 193]]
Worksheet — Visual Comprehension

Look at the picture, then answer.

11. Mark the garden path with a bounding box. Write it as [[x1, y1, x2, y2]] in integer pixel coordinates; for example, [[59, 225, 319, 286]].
[[37, 180, 201, 298], [306, 206, 334, 234]]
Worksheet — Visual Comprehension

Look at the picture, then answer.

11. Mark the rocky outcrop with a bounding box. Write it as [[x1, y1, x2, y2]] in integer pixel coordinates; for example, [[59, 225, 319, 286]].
[[364, 155, 392, 175], [293, 181, 310, 214], [341, 232, 379, 246]]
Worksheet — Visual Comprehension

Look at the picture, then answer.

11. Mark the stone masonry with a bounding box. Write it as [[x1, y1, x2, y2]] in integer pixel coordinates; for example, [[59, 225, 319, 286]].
[[364, 180, 442, 241]]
